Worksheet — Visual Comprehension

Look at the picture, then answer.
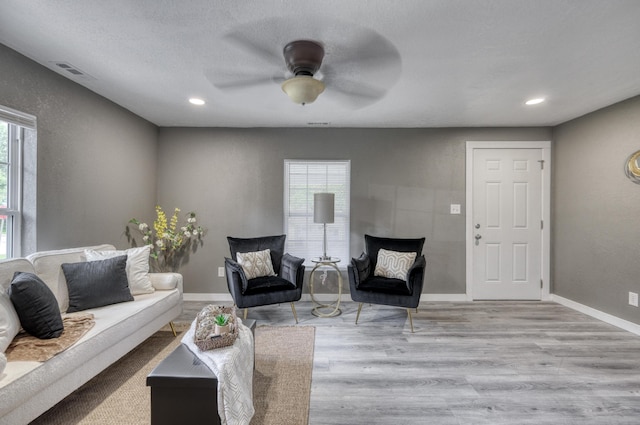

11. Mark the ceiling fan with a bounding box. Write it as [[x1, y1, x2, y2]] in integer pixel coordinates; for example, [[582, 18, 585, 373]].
[[280, 40, 326, 105], [206, 28, 401, 109]]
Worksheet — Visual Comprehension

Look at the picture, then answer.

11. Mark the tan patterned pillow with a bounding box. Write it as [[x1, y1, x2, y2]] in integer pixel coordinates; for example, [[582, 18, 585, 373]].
[[236, 249, 276, 279], [374, 248, 417, 280]]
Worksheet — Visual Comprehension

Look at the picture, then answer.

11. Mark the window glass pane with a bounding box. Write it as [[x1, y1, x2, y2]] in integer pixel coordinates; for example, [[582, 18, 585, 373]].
[[0, 106, 29, 259], [0, 164, 7, 207], [0, 121, 7, 164], [284, 160, 350, 265], [0, 214, 9, 260]]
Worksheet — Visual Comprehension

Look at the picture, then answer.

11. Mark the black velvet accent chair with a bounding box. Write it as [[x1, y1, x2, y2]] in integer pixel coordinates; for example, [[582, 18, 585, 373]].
[[348, 234, 426, 332], [224, 235, 305, 323]]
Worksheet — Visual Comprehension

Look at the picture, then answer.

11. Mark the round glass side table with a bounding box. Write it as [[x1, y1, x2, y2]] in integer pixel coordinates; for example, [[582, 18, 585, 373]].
[[309, 257, 342, 317]]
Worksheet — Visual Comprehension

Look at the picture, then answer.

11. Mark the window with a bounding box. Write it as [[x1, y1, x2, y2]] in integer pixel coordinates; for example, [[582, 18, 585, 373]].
[[0, 105, 36, 259], [284, 160, 350, 265]]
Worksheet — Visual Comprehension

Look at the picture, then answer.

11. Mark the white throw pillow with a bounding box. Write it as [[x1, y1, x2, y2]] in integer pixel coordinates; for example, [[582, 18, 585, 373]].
[[236, 249, 276, 280], [374, 248, 417, 280], [0, 294, 21, 353], [0, 352, 6, 377], [85, 245, 154, 295]]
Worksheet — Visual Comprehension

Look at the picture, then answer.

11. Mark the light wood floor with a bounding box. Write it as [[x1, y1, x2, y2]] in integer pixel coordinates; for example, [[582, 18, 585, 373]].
[[179, 301, 640, 424]]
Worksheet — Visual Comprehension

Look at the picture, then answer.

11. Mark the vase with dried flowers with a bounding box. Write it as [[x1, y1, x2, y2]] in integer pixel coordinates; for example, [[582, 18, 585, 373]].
[[126, 205, 206, 272]]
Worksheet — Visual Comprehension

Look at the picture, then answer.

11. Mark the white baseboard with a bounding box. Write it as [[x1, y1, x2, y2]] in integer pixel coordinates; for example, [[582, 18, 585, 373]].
[[183, 293, 233, 302], [183, 293, 469, 303], [421, 293, 469, 302], [551, 294, 640, 337]]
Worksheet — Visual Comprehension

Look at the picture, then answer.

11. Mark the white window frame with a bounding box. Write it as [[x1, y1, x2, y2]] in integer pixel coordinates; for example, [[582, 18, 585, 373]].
[[284, 160, 350, 267], [0, 105, 35, 258]]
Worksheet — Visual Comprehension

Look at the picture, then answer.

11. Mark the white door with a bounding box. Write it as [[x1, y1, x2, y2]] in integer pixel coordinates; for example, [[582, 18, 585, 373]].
[[471, 148, 543, 300]]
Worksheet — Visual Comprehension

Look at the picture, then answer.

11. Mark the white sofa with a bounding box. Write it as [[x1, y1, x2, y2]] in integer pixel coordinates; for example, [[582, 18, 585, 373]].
[[0, 244, 183, 425]]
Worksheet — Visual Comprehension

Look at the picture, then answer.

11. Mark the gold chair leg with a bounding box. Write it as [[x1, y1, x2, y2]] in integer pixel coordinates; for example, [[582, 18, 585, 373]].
[[355, 303, 363, 325], [169, 321, 177, 337], [407, 309, 414, 333], [244, 308, 248, 320], [290, 302, 299, 324]]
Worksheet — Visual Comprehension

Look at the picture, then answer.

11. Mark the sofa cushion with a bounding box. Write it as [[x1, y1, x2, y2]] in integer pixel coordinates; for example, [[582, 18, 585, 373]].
[[374, 248, 417, 281], [27, 244, 116, 313], [0, 352, 6, 376], [364, 235, 425, 270], [357, 276, 413, 296], [9, 272, 64, 339], [227, 235, 286, 274], [243, 275, 297, 295], [0, 294, 21, 353], [85, 245, 154, 295], [236, 249, 276, 280], [62, 255, 134, 313], [1, 259, 37, 353]]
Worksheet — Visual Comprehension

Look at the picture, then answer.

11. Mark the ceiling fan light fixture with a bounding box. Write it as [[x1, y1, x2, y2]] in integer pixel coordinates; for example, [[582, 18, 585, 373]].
[[281, 76, 325, 105]]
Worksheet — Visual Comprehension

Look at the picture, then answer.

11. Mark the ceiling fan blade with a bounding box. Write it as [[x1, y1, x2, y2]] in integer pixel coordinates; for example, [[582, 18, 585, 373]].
[[328, 81, 388, 109], [204, 69, 283, 90], [321, 65, 388, 108], [328, 32, 401, 71], [223, 31, 283, 68]]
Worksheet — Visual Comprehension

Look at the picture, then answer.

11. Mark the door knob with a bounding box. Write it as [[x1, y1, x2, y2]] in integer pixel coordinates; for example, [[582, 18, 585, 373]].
[[475, 223, 481, 229]]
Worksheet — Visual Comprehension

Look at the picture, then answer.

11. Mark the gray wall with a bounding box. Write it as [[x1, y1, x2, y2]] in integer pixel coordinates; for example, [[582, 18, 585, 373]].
[[0, 44, 158, 252], [11, 39, 639, 328], [157, 127, 551, 294], [553, 95, 640, 324]]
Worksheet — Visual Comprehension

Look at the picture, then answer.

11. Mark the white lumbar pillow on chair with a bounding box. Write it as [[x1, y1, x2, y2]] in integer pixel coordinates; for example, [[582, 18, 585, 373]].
[[374, 248, 417, 280], [236, 249, 276, 280]]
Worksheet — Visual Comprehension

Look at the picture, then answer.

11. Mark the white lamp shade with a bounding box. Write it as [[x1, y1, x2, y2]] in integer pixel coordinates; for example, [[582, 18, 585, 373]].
[[281, 76, 325, 105], [314, 193, 335, 224]]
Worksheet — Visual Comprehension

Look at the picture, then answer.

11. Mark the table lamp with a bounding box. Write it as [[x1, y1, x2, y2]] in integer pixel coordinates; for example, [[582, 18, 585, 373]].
[[314, 193, 334, 260]]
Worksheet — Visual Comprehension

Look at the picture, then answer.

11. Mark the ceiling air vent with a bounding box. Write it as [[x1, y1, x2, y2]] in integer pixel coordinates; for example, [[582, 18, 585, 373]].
[[50, 62, 96, 80]]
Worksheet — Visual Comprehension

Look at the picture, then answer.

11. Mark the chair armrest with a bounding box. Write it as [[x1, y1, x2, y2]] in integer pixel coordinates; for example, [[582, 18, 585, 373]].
[[225, 257, 249, 295], [406, 255, 426, 294], [149, 272, 183, 292], [350, 252, 371, 286], [406, 255, 426, 279], [280, 253, 305, 287]]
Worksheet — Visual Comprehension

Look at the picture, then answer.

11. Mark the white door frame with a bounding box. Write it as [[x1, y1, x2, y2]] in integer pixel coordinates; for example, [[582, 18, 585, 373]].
[[465, 141, 552, 301]]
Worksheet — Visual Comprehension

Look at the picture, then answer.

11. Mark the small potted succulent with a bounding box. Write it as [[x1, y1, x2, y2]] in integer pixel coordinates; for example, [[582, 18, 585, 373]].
[[213, 313, 230, 335]]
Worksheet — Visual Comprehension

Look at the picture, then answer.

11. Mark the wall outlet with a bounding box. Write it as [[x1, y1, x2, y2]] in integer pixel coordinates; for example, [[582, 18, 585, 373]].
[[450, 204, 461, 214], [629, 291, 639, 307], [218, 267, 225, 278]]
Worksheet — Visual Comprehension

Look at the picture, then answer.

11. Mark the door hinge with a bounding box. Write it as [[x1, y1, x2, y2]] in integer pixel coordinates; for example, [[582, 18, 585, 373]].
[[541, 220, 544, 230], [540, 279, 544, 288], [538, 160, 544, 170]]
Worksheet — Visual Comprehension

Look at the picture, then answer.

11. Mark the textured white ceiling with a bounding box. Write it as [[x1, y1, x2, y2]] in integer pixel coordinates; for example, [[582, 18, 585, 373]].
[[1, 0, 640, 128]]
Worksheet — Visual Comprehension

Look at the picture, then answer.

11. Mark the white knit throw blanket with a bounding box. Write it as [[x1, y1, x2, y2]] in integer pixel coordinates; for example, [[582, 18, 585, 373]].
[[181, 319, 255, 425]]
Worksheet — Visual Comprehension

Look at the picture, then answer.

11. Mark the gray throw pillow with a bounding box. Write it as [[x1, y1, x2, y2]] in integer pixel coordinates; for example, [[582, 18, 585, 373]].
[[9, 272, 64, 339], [62, 255, 133, 313]]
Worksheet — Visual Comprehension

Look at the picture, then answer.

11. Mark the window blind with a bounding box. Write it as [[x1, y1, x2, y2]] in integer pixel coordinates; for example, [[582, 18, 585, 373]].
[[284, 160, 350, 265]]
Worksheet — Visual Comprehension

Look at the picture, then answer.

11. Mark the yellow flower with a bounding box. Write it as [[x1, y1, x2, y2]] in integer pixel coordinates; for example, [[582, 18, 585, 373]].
[[127, 206, 207, 272]]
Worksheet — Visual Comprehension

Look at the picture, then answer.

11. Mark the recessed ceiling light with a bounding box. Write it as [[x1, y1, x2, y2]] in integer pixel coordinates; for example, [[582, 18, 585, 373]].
[[525, 98, 545, 106], [189, 98, 205, 106]]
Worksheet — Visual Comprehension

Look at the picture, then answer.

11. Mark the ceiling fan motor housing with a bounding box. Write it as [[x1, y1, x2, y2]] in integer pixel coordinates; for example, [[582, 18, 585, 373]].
[[283, 40, 324, 76]]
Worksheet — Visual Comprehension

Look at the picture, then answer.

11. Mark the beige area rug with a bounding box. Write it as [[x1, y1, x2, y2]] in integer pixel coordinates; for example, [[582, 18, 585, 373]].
[[29, 324, 315, 425]]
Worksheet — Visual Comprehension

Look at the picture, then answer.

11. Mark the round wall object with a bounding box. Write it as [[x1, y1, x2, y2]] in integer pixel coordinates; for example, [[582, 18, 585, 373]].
[[625, 150, 640, 184]]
